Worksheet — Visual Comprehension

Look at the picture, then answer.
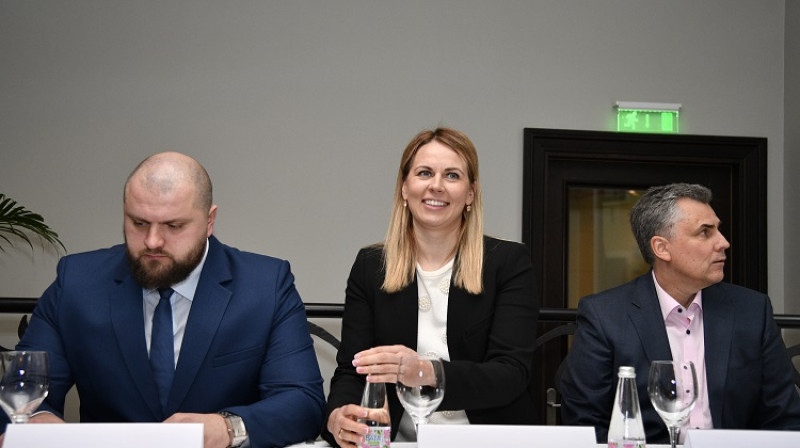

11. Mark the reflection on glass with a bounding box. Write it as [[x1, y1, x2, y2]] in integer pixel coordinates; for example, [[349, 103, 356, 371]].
[[567, 187, 650, 308]]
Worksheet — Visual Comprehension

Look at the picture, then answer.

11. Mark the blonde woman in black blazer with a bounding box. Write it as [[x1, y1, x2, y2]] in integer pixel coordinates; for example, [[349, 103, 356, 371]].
[[323, 128, 540, 447]]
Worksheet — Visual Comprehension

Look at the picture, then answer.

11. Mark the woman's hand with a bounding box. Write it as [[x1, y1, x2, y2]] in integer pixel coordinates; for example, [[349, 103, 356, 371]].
[[352, 344, 417, 384], [330, 345, 415, 446], [327, 404, 369, 447]]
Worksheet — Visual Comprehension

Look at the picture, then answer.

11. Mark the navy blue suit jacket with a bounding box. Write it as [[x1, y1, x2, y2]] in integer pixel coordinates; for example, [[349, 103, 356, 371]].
[[559, 272, 800, 443], [8, 236, 325, 447]]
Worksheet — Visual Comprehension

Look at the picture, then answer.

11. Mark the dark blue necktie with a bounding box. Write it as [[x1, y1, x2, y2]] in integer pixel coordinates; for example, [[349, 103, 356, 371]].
[[150, 288, 175, 411]]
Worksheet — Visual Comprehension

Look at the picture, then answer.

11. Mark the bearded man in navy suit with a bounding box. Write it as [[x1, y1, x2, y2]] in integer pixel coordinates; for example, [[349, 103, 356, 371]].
[[2, 152, 324, 448], [560, 183, 800, 443]]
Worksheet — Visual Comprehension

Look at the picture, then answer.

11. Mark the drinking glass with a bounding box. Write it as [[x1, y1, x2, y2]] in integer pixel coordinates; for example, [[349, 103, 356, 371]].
[[396, 355, 445, 433], [647, 360, 697, 448], [0, 351, 49, 423]]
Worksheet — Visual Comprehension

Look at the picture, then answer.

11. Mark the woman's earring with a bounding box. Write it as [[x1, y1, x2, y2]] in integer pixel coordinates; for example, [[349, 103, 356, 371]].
[[466, 204, 472, 212], [403, 200, 408, 208]]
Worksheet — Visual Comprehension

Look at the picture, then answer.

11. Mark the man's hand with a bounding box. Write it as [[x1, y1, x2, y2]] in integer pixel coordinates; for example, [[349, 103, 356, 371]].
[[164, 412, 230, 448], [0, 412, 65, 447], [27, 412, 66, 424]]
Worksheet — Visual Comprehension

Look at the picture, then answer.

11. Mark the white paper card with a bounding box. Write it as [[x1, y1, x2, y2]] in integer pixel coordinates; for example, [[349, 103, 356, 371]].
[[417, 424, 596, 448], [3, 422, 204, 448], [685, 429, 800, 448]]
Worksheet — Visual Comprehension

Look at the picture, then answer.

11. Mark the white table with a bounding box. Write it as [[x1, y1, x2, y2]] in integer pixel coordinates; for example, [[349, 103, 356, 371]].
[[286, 442, 673, 448], [287, 443, 416, 448]]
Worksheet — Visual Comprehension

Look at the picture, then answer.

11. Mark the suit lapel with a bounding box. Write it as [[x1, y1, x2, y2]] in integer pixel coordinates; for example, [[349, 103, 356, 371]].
[[109, 265, 164, 419], [446, 283, 472, 354], [392, 279, 420, 351], [166, 237, 232, 413], [629, 274, 673, 363], [701, 283, 733, 427]]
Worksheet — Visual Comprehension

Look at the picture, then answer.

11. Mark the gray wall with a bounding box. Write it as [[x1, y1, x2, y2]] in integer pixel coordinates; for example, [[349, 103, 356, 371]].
[[786, 1, 800, 316], [0, 1, 794, 309]]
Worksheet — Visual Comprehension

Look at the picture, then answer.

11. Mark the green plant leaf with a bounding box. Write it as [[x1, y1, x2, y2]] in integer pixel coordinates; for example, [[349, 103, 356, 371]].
[[0, 193, 66, 253]]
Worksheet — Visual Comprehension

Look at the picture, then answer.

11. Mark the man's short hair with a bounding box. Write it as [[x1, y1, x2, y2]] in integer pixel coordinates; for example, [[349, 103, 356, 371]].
[[630, 183, 712, 264]]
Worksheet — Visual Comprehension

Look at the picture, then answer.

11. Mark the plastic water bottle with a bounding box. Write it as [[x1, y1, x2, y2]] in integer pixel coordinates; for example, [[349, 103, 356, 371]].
[[608, 366, 646, 448], [358, 381, 391, 448]]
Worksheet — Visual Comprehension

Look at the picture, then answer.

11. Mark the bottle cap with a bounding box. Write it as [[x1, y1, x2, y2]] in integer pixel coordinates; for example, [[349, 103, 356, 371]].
[[618, 366, 636, 378]]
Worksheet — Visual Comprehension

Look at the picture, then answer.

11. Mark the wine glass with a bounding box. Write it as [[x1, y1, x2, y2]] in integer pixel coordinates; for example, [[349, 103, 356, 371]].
[[0, 351, 49, 423], [396, 355, 445, 433], [647, 360, 698, 448]]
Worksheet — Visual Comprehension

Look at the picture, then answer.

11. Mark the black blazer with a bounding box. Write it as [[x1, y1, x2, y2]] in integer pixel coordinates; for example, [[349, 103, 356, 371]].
[[559, 272, 800, 443], [322, 236, 540, 446]]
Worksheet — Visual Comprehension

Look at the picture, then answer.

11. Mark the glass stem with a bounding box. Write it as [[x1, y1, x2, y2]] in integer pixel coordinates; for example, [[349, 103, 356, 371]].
[[11, 414, 30, 424], [413, 417, 429, 434], [668, 426, 680, 448]]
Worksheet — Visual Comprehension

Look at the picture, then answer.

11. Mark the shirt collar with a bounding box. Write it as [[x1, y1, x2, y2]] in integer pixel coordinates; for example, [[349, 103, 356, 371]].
[[145, 239, 209, 302], [652, 270, 703, 321]]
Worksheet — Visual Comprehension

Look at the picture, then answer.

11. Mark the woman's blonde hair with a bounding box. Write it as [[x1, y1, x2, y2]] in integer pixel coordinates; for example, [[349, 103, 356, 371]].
[[381, 127, 484, 294]]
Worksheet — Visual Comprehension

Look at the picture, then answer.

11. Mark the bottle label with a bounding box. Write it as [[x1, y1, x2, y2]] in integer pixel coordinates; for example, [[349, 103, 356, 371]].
[[608, 440, 646, 448], [359, 425, 391, 448]]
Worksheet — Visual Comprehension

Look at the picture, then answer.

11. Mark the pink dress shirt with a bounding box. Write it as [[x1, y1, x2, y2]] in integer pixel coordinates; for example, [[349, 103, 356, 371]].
[[653, 273, 713, 440]]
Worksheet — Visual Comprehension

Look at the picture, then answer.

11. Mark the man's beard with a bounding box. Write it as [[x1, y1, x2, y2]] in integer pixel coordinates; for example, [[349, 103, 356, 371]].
[[127, 239, 205, 290]]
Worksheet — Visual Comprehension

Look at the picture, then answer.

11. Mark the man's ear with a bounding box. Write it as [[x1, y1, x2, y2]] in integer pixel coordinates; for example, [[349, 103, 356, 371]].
[[651, 236, 671, 262]]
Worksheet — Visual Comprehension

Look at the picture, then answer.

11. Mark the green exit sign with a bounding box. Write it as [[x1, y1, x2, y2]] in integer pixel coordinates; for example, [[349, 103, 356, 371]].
[[616, 101, 681, 133]]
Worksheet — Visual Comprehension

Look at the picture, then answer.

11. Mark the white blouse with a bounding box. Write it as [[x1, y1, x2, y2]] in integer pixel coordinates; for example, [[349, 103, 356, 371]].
[[396, 258, 469, 441]]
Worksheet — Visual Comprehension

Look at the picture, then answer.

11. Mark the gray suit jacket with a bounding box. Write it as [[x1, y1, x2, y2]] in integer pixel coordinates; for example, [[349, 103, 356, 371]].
[[559, 272, 800, 443]]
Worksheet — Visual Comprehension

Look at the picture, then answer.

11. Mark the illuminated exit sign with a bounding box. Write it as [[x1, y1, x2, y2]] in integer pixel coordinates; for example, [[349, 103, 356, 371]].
[[615, 101, 681, 133]]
